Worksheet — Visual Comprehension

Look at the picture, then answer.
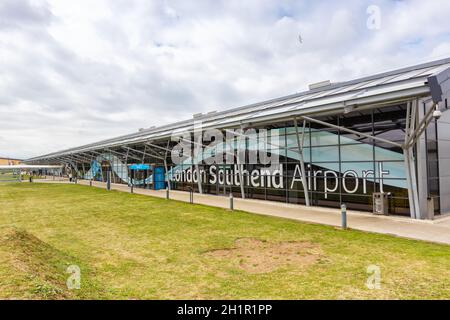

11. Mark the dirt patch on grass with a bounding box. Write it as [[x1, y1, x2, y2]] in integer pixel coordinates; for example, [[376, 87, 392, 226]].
[[206, 238, 322, 273], [0, 227, 76, 299]]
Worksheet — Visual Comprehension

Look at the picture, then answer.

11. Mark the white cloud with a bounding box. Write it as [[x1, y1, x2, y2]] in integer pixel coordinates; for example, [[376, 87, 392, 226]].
[[1, 0, 450, 158]]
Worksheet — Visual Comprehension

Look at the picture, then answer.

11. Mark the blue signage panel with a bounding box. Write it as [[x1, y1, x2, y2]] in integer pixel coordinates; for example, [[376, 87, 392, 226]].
[[130, 164, 150, 170], [153, 166, 166, 190]]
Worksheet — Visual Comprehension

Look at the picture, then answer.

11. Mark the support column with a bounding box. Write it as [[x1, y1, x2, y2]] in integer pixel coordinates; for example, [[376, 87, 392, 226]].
[[82, 162, 86, 179], [192, 121, 204, 195], [164, 159, 170, 190], [403, 100, 421, 219], [294, 118, 310, 206], [89, 154, 94, 180], [194, 163, 202, 194], [125, 148, 130, 185], [416, 99, 429, 218], [404, 102, 413, 218], [164, 140, 171, 191], [193, 147, 203, 194], [237, 125, 246, 199]]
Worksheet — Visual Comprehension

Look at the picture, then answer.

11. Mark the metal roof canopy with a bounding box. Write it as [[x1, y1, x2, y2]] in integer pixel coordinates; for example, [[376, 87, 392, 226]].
[[27, 57, 450, 162]]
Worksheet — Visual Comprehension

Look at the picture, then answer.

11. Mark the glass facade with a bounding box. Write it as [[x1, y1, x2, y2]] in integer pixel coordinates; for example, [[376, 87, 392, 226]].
[[168, 104, 411, 215], [79, 103, 441, 217]]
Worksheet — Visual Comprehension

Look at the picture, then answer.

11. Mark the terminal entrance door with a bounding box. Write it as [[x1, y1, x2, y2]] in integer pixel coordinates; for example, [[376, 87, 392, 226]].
[[130, 164, 152, 189]]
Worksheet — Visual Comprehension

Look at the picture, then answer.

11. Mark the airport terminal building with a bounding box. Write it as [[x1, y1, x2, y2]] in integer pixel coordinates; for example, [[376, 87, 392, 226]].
[[26, 58, 450, 220]]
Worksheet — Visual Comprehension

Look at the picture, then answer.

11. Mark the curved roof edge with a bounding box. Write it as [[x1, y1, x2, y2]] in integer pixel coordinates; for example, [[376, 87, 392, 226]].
[[27, 57, 450, 162]]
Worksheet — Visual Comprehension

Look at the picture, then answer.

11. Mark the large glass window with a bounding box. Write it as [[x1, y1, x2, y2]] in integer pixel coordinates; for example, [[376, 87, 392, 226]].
[[164, 104, 414, 216]]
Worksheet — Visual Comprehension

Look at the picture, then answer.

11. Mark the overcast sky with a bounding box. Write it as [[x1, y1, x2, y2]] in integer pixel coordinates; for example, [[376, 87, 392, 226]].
[[1, 0, 450, 159]]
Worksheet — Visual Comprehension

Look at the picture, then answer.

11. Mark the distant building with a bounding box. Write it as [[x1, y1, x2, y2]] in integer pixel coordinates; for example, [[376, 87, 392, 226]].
[[0, 157, 22, 166]]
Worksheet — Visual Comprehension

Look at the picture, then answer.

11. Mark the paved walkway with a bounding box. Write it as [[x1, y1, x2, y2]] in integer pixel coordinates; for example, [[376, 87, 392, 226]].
[[35, 178, 450, 245]]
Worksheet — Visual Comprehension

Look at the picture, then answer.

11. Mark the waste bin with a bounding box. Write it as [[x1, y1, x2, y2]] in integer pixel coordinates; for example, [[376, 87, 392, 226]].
[[373, 192, 389, 215], [427, 197, 435, 220]]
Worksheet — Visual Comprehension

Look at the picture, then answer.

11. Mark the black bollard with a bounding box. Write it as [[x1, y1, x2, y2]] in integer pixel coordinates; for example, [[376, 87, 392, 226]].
[[106, 170, 111, 191], [341, 203, 347, 230], [229, 193, 234, 210]]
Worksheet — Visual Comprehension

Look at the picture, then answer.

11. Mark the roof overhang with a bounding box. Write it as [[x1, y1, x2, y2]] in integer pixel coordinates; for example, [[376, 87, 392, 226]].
[[26, 58, 450, 162]]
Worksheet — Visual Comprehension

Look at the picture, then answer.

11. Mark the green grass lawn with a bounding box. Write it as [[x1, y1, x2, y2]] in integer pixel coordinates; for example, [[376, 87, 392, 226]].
[[0, 183, 449, 299], [0, 172, 20, 182]]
